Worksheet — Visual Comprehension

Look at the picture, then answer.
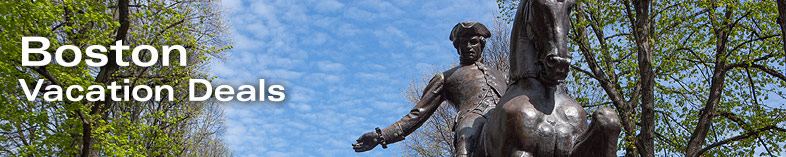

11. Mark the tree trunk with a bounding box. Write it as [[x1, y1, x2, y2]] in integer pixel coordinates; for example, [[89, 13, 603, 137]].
[[778, 0, 786, 53], [632, 0, 655, 157], [686, 3, 732, 156], [81, 0, 130, 156]]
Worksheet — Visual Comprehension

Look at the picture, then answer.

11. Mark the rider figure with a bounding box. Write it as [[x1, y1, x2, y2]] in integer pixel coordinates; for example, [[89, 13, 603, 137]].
[[352, 21, 508, 157]]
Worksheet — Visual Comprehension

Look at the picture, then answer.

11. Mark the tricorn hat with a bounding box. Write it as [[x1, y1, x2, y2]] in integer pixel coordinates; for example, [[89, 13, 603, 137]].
[[449, 21, 491, 41]]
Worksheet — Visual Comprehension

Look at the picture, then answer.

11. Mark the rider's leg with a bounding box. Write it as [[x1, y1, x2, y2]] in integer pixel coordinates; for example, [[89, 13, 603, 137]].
[[454, 113, 486, 157]]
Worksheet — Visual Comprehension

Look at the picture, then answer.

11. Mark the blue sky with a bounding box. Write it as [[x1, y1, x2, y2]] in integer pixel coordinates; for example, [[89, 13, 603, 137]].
[[211, 0, 499, 156]]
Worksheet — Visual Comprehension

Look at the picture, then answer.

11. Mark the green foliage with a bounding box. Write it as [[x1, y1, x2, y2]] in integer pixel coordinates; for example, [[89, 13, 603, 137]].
[[0, 0, 232, 156], [1, 0, 113, 155], [496, 0, 520, 24], [654, 0, 786, 155]]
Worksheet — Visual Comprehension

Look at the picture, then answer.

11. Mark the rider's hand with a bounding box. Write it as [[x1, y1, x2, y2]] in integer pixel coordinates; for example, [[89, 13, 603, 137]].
[[352, 131, 381, 152]]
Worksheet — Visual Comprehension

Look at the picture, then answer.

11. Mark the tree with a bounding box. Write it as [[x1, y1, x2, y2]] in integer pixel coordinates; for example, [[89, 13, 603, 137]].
[[666, 1, 786, 156], [0, 0, 232, 156]]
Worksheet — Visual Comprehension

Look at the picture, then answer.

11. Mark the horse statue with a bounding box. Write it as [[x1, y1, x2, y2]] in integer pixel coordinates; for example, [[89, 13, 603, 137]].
[[478, 0, 622, 156]]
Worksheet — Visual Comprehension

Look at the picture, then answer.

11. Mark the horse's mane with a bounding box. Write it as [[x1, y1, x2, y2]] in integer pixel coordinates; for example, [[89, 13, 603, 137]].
[[509, 0, 537, 81]]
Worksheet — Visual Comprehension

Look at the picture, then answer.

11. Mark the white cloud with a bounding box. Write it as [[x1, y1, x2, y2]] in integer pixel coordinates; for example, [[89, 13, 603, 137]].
[[211, 60, 237, 77], [385, 26, 406, 38], [289, 86, 315, 102], [355, 0, 405, 19], [370, 100, 400, 110], [316, 60, 346, 72], [304, 32, 329, 46], [256, 54, 304, 69], [250, 1, 275, 16], [313, 0, 344, 13], [265, 151, 291, 157], [216, 0, 498, 156], [305, 73, 341, 84], [343, 7, 374, 21], [335, 23, 361, 37], [290, 103, 312, 112], [231, 32, 265, 50], [262, 69, 304, 80], [311, 16, 338, 29], [416, 62, 435, 74], [355, 72, 389, 81], [365, 63, 385, 71], [245, 22, 271, 39], [221, 0, 244, 10]]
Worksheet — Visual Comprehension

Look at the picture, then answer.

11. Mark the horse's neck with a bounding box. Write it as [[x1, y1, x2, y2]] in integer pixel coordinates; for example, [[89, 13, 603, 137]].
[[509, 5, 539, 81], [511, 78, 562, 113], [509, 38, 539, 80], [515, 78, 560, 99]]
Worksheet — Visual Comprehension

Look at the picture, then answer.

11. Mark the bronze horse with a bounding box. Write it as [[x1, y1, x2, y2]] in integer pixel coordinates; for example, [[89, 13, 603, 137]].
[[478, 0, 622, 156]]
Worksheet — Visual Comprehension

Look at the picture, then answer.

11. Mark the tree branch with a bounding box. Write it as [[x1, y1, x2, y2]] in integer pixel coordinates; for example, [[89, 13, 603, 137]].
[[150, 18, 187, 44], [696, 125, 786, 155], [654, 132, 676, 147], [751, 64, 786, 82], [728, 34, 779, 54], [570, 65, 598, 80], [656, 110, 690, 133], [583, 8, 617, 83], [716, 111, 747, 128], [725, 63, 786, 82], [677, 47, 711, 66], [650, 1, 685, 22], [31, 66, 60, 86], [657, 9, 709, 39], [604, 33, 630, 41], [725, 52, 776, 69]]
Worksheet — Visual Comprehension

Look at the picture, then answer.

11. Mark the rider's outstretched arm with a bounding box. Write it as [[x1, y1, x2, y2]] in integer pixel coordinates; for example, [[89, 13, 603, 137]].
[[352, 73, 448, 152], [380, 73, 447, 144]]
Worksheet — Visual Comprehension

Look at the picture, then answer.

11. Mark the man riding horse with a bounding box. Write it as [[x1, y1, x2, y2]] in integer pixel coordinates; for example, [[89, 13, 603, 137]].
[[353, 21, 508, 156]]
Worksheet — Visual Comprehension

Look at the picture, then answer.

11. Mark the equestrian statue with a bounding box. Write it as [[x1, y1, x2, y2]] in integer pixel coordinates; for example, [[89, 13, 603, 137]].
[[478, 0, 621, 156]]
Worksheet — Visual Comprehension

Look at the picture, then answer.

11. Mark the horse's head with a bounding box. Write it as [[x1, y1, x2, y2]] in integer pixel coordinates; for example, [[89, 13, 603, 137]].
[[510, 0, 575, 85]]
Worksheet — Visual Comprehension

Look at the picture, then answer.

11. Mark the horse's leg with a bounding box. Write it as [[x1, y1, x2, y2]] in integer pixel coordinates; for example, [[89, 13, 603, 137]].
[[571, 107, 621, 157]]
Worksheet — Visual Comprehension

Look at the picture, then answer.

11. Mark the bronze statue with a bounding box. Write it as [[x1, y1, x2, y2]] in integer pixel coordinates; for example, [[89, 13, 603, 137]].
[[352, 21, 508, 156], [478, 0, 621, 156]]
